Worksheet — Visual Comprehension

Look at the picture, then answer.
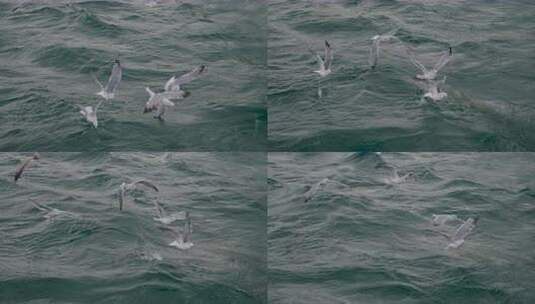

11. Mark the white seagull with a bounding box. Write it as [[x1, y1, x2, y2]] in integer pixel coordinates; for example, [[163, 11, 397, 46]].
[[144, 65, 206, 120], [409, 47, 452, 80], [95, 59, 122, 100], [446, 217, 478, 249], [169, 211, 194, 250], [14, 153, 40, 182], [314, 40, 333, 77], [424, 77, 448, 101], [118, 180, 159, 211], [79, 100, 103, 128]]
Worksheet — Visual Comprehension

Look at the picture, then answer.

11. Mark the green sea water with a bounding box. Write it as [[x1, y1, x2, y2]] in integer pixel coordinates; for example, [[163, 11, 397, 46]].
[[268, 152, 535, 303], [0, 152, 266, 303], [0, 0, 266, 151], [268, 0, 535, 151]]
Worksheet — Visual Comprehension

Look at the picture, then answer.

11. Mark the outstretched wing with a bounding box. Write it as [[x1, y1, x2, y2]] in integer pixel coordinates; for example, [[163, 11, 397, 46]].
[[105, 60, 122, 93], [323, 40, 333, 70], [315, 54, 324, 70], [166, 65, 206, 92], [118, 188, 125, 211], [14, 156, 34, 182], [407, 48, 427, 73], [369, 38, 379, 68], [433, 48, 452, 72], [134, 180, 159, 192]]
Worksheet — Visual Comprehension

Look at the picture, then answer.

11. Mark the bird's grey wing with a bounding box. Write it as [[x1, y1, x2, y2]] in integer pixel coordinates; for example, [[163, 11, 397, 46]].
[[183, 212, 191, 242], [153, 200, 165, 217], [369, 39, 379, 68], [95, 100, 104, 112], [14, 157, 33, 182], [324, 40, 333, 70], [433, 50, 451, 72], [118, 188, 124, 211], [407, 49, 427, 73], [135, 180, 159, 192], [105, 62, 122, 92], [173, 65, 206, 86]]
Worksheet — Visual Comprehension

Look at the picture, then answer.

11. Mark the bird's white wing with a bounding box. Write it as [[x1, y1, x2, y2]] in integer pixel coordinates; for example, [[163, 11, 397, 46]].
[[407, 48, 427, 73], [433, 50, 451, 72], [168, 65, 206, 89], [164, 76, 177, 92]]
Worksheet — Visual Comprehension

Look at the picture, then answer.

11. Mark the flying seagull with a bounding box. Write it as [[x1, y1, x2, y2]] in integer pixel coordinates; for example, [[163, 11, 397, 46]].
[[314, 40, 333, 77], [169, 211, 194, 250], [144, 65, 206, 120], [95, 59, 122, 100], [118, 180, 159, 211], [409, 47, 452, 80], [79, 100, 103, 128], [14, 153, 39, 182]]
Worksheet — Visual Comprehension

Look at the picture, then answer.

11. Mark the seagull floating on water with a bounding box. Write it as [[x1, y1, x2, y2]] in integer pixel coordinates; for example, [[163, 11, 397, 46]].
[[314, 40, 333, 77], [95, 59, 122, 100], [446, 217, 478, 249], [169, 211, 194, 250], [144, 65, 206, 120], [14, 153, 39, 182], [79, 100, 103, 128], [409, 47, 452, 80], [424, 77, 448, 101], [118, 180, 159, 211]]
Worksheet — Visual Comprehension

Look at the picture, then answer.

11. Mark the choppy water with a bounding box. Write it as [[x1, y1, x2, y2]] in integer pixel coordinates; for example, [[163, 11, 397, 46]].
[[0, 0, 266, 151], [268, 0, 535, 151], [0, 152, 266, 303], [268, 152, 535, 303]]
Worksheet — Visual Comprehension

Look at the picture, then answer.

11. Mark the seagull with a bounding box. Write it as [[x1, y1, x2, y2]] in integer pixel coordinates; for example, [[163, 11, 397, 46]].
[[14, 153, 39, 182], [304, 178, 329, 202], [118, 180, 159, 211], [446, 217, 478, 249], [424, 77, 448, 101], [369, 33, 402, 69], [152, 199, 187, 225], [79, 100, 103, 128], [314, 40, 333, 77], [95, 59, 122, 100], [144, 65, 206, 120], [409, 47, 452, 80], [169, 211, 194, 250]]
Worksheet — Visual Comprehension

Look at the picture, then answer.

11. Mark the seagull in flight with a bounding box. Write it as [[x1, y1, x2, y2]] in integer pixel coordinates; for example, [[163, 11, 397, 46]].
[[314, 40, 333, 77], [118, 180, 159, 211], [144, 65, 206, 120], [95, 59, 122, 100], [409, 47, 452, 80], [14, 153, 39, 182], [79, 100, 103, 128]]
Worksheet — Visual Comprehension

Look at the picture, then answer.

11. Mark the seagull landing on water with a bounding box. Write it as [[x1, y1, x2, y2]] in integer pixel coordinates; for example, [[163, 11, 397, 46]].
[[144, 65, 206, 120], [424, 77, 448, 101], [118, 180, 159, 211], [95, 59, 122, 100], [409, 47, 452, 81], [79, 100, 103, 128], [14, 153, 39, 182], [169, 211, 194, 250], [314, 41, 333, 77]]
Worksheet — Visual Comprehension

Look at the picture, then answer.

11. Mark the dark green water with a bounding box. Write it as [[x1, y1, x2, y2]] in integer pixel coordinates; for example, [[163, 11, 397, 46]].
[[268, 0, 535, 151], [0, 0, 266, 151], [0, 152, 266, 303], [268, 152, 535, 303]]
